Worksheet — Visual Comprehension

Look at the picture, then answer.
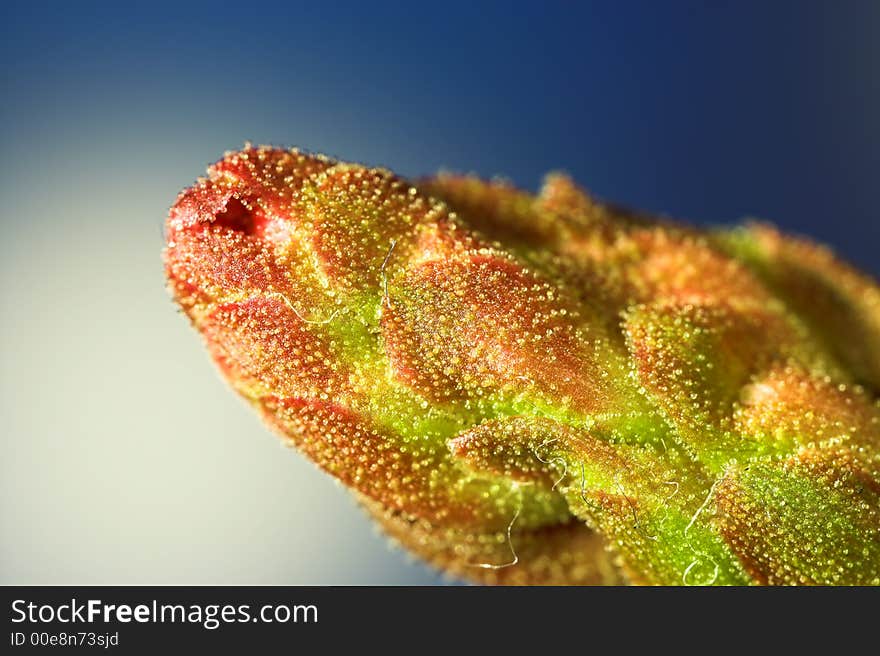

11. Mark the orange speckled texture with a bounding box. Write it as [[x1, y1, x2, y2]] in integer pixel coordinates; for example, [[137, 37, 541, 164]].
[[165, 146, 880, 585]]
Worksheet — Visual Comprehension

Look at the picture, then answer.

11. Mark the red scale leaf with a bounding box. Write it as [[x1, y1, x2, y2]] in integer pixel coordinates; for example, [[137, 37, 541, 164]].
[[202, 296, 351, 401], [302, 165, 445, 293], [383, 251, 612, 414], [262, 397, 529, 530]]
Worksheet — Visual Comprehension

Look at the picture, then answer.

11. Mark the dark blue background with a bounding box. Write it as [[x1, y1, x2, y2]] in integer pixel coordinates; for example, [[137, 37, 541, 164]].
[[3, 1, 877, 270]]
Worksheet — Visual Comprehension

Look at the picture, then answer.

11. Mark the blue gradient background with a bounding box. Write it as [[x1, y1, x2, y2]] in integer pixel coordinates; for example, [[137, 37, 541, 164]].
[[1, 1, 877, 584]]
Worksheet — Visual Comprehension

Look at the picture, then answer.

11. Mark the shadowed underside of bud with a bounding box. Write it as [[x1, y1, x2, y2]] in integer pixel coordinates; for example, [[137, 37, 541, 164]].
[[165, 146, 880, 585]]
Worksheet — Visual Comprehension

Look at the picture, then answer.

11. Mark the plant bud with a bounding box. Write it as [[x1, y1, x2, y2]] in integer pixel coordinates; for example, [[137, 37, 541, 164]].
[[165, 146, 880, 585]]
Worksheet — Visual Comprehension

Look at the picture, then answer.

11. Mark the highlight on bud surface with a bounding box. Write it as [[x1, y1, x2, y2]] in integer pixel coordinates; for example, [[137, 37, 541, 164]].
[[164, 146, 880, 585]]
